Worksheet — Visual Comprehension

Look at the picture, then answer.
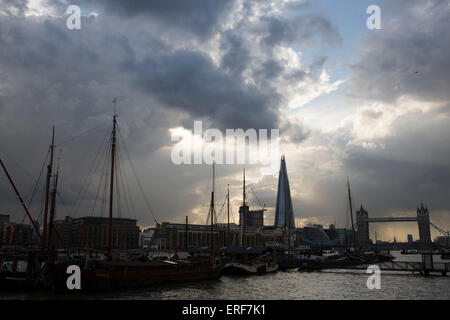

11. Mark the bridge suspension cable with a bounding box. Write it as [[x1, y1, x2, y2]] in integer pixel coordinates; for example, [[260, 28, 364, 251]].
[[431, 222, 449, 237]]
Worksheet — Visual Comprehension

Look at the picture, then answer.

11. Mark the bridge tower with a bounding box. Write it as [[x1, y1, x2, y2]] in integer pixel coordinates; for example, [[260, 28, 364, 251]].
[[356, 205, 370, 247], [417, 203, 432, 250]]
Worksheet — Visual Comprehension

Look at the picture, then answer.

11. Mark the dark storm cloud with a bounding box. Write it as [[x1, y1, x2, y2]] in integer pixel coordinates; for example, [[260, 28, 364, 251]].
[[346, 0, 450, 103], [55, 0, 236, 39], [0, 0, 28, 14], [220, 31, 251, 75], [127, 50, 279, 130], [0, 0, 345, 226], [279, 119, 310, 144], [0, 12, 178, 221], [262, 15, 342, 48], [344, 151, 450, 218], [341, 107, 450, 216], [327, 0, 450, 230], [254, 60, 284, 80]]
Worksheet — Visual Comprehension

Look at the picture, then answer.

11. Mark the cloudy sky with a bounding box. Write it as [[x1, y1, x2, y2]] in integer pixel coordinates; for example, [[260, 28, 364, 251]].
[[0, 0, 449, 242]]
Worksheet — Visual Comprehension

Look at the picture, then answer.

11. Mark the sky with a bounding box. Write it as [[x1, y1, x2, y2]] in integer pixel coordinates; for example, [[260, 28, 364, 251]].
[[0, 0, 449, 242]]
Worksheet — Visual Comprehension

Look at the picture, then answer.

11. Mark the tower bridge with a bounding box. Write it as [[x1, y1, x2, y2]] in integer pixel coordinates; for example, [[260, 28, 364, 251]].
[[366, 217, 418, 223], [356, 203, 432, 250]]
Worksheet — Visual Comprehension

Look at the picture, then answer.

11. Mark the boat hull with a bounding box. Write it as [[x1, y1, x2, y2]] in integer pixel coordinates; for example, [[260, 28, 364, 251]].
[[48, 260, 222, 292], [222, 262, 278, 276]]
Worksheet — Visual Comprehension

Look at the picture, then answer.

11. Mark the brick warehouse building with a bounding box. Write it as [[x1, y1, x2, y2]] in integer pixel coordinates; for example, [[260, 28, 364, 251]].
[[0, 214, 39, 246], [153, 222, 284, 251], [1, 223, 34, 246], [52, 216, 140, 249]]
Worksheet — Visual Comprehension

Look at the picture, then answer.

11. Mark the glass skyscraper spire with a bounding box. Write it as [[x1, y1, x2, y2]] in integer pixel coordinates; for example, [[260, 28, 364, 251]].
[[274, 156, 295, 228]]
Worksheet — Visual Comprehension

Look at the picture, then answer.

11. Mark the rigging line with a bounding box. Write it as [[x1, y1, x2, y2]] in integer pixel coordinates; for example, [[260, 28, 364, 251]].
[[83, 128, 111, 218], [118, 144, 130, 220], [89, 146, 108, 217], [0, 150, 42, 183], [70, 125, 112, 217], [57, 121, 110, 146], [119, 163, 132, 219], [115, 150, 122, 219], [102, 141, 112, 218], [12, 149, 49, 220], [115, 144, 126, 218], [56, 191, 72, 218], [207, 205, 218, 226], [116, 143, 135, 220], [121, 151, 137, 220], [33, 186, 46, 222], [90, 136, 109, 218], [249, 186, 263, 209], [90, 134, 111, 217], [20, 148, 51, 224], [99, 141, 112, 218], [117, 127, 158, 224], [216, 193, 228, 224]]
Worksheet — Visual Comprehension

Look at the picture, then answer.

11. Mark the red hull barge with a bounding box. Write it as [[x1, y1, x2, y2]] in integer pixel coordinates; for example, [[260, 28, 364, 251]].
[[47, 259, 222, 292]]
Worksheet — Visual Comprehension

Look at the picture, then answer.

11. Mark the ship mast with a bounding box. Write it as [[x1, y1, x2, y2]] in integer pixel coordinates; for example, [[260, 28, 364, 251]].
[[227, 184, 230, 247], [347, 177, 355, 248], [0, 158, 41, 240], [47, 160, 59, 248], [42, 126, 55, 248], [242, 168, 246, 249], [108, 99, 118, 261], [209, 161, 215, 249]]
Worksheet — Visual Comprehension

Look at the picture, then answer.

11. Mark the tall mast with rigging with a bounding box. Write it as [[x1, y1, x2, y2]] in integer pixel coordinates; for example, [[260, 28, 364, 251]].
[[42, 126, 55, 248], [47, 157, 60, 248], [227, 184, 230, 247], [108, 99, 118, 261], [242, 168, 246, 249], [208, 161, 215, 249], [347, 177, 355, 247]]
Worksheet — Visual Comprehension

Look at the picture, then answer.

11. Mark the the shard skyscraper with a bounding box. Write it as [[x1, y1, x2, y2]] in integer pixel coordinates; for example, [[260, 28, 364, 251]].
[[274, 156, 295, 228]]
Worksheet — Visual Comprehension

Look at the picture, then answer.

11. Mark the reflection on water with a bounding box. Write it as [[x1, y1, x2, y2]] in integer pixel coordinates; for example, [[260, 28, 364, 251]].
[[1, 251, 450, 300]]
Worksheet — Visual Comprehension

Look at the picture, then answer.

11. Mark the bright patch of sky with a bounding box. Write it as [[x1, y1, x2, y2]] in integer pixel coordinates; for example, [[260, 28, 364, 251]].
[[288, 0, 389, 131]]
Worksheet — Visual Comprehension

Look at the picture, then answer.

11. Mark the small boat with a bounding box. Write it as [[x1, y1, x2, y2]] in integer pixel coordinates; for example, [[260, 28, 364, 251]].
[[222, 260, 278, 276], [296, 249, 391, 271], [297, 256, 361, 271], [373, 250, 395, 262], [221, 246, 279, 275]]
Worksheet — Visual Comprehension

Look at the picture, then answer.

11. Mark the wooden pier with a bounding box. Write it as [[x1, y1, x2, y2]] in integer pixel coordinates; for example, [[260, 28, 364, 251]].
[[309, 261, 449, 276]]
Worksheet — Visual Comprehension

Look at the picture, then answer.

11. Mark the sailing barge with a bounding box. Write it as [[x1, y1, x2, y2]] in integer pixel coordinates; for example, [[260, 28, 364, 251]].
[[0, 109, 222, 292], [46, 258, 221, 292]]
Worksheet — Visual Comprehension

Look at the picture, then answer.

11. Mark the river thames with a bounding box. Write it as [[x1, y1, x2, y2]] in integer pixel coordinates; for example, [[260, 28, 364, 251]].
[[1, 252, 450, 300]]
